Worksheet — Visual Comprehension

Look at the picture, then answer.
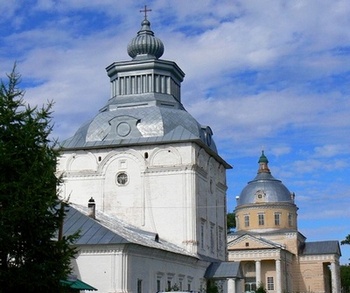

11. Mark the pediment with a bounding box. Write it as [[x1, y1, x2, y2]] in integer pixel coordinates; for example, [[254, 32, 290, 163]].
[[227, 234, 281, 251]]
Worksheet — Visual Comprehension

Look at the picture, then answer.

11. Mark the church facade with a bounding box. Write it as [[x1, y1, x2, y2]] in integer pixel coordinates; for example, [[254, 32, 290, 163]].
[[228, 152, 341, 293], [57, 14, 233, 293], [57, 13, 341, 293]]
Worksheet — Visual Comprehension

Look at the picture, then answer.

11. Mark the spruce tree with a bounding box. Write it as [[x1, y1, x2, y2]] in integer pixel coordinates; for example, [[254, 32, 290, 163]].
[[0, 67, 77, 292]]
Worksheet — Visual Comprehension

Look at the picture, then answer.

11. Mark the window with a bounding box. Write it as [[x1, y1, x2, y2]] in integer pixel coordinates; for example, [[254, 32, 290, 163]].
[[245, 283, 256, 292], [209, 179, 214, 193], [156, 273, 163, 292], [244, 214, 250, 227], [210, 223, 215, 253], [218, 227, 223, 253], [267, 277, 274, 290], [258, 213, 265, 226], [274, 212, 281, 226], [166, 274, 174, 291], [187, 277, 193, 291], [156, 280, 161, 292], [137, 279, 142, 293], [178, 275, 185, 291], [288, 213, 293, 227], [200, 219, 205, 249], [167, 280, 171, 291], [116, 172, 128, 185]]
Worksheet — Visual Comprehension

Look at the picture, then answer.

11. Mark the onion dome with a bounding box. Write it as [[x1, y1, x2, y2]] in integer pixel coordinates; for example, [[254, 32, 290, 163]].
[[127, 18, 164, 60], [236, 151, 294, 206]]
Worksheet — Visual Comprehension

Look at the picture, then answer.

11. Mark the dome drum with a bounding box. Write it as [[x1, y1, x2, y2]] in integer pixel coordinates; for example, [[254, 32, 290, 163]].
[[235, 202, 298, 232], [234, 152, 298, 233]]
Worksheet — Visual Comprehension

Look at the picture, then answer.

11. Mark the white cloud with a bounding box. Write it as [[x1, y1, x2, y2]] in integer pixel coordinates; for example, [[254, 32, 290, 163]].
[[1, 0, 350, 261], [313, 145, 349, 158]]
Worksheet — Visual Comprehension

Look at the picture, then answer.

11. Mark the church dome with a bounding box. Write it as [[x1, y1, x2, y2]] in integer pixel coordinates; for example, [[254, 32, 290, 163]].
[[236, 151, 294, 206], [127, 18, 164, 60], [59, 13, 230, 167]]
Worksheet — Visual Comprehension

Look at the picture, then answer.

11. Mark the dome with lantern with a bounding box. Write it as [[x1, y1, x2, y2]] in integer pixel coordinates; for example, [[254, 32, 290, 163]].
[[236, 151, 294, 206]]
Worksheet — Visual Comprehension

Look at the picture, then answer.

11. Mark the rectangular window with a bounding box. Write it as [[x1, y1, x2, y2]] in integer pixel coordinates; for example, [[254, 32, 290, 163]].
[[218, 227, 223, 254], [274, 212, 281, 226], [178, 275, 185, 291], [244, 214, 250, 227], [156, 273, 163, 292], [167, 280, 171, 291], [210, 223, 215, 253], [267, 277, 274, 290], [187, 277, 193, 291], [258, 213, 265, 226], [288, 213, 293, 227], [245, 283, 256, 291], [137, 279, 142, 293], [200, 219, 205, 249]]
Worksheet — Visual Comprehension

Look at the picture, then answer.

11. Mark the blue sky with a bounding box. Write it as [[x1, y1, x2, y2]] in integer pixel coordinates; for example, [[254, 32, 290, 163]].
[[1, 0, 350, 263]]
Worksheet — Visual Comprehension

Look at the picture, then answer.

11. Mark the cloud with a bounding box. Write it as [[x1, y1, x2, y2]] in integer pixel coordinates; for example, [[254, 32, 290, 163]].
[[1, 0, 350, 263], [314, 144, 350, 158]]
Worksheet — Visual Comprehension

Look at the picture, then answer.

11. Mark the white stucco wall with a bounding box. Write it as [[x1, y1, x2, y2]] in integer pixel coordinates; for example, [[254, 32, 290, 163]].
[[71, 244, 209, 293], [57, 142, 227, 259]]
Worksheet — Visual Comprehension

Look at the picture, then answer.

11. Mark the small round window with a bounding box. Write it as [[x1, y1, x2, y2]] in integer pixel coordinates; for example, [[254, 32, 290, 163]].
[[116, 172, 128, 185]]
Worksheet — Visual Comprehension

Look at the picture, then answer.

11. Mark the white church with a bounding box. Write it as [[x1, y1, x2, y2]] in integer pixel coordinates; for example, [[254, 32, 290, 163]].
[[58, 13, 236, 293], [58, 12, 341, 293]]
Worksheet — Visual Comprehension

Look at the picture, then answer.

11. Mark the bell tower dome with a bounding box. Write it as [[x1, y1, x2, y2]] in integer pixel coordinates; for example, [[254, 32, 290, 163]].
[[57, 12, 231, 260]]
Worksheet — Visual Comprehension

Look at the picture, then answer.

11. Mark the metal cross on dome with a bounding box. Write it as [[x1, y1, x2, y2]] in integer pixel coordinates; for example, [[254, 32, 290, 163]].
[[140, 5, 152, 19]]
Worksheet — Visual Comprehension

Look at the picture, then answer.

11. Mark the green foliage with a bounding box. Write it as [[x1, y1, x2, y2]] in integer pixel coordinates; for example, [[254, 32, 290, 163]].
[[227, 212, 236, 232], [206, 279, 219, 293], [255, 284, 267, 293], [341, 265, 350, 293], [342, 234, 350, 246], [0, 67, 78, 292]]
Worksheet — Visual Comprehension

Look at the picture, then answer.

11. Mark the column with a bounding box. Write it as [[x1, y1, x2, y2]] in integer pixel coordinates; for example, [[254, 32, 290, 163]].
[[330, 261, 340, 293], [227, 278, 236, 293], [255, 260, 261, 287], [275, 259, 282, 293]]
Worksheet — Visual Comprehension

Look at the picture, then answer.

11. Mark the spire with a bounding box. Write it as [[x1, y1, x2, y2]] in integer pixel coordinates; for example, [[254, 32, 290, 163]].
[[127, 7, 164, 60], [258, 150, 271, 174]]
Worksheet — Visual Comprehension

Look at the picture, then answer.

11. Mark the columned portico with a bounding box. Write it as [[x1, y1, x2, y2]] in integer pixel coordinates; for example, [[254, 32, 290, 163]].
[[227, 278, 236, 293], [255, 260, 261, 286], [330, 261, 340, 293], [275, 259, 281, 293]]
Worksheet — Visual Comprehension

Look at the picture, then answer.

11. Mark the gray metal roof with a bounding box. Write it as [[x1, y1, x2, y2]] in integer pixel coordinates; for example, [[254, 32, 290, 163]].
[[58, 16, 231, 169], [63, 204, 195, 256], [237, 172, 293, 205], [301, 241, 341, 256], [205, 262, 243, 279], [236, 153, 294, 206], [63, 205, 129, 245], [60, 104, 217, 151]]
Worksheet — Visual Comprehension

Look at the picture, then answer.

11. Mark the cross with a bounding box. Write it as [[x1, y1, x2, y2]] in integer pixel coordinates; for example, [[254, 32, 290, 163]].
[[140, 5, 152, 20]]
